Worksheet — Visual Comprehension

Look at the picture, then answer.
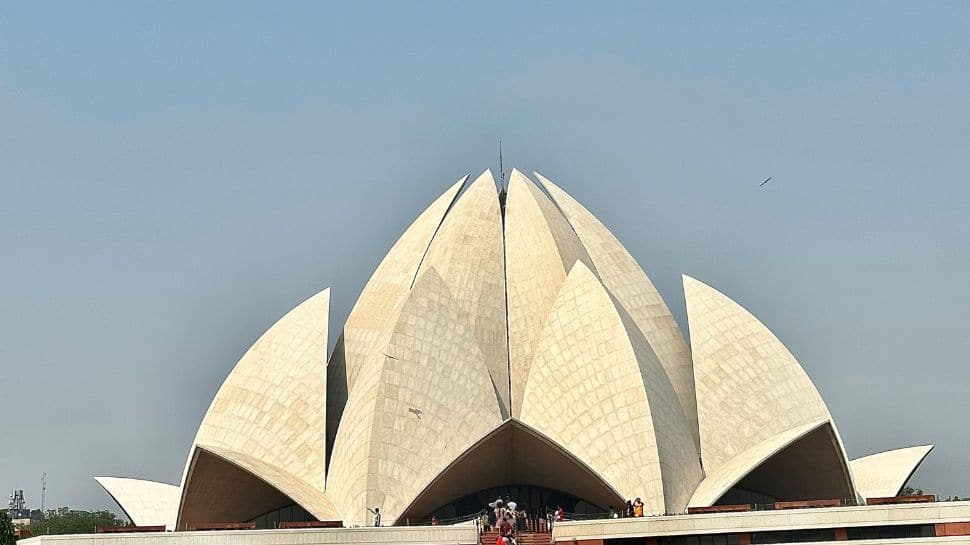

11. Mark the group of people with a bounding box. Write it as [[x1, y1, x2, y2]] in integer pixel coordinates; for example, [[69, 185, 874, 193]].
[[609, 497, 646, 518], [481, 496, 534, 544]]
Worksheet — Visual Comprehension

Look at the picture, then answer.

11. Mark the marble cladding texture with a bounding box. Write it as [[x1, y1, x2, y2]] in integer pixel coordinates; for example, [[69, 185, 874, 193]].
[[94, 477, 180, 530], [519, 263, 700, 515], [415, 171, 510, 415], [329, 177, 466, 441], [683, 275, 835, 474], [368, 268, 504, 521], [537, 173, 699, 449], [851, 445, 935, 499], [504, 169, 595, 417], [326, 179, 465, 522], [186, 288, 331, 520]]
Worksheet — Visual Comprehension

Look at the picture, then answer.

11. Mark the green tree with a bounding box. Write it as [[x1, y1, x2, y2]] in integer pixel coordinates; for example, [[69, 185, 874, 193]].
[[28, 510, 127, 535], [0, 510, 16, 545]]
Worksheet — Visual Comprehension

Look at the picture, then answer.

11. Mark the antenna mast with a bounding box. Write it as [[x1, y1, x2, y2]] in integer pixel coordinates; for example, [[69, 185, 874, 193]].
[[499, 140, 505, 190]]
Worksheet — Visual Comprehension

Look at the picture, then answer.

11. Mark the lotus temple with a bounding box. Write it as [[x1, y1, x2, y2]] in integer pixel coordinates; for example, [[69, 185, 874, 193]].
[[26, 170, 970, 545]]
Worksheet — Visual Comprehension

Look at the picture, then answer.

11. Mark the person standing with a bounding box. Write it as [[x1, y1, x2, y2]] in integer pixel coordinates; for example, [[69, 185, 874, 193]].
[[367, 506, 382, 527], [633, 498, 644, 518]]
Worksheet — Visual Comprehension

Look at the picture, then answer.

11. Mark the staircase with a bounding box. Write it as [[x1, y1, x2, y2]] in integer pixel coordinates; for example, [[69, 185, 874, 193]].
[[481, 530, 552, 545]]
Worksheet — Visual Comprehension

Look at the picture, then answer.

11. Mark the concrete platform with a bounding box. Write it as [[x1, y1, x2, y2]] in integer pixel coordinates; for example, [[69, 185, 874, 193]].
[[20, 525, 478, 545]]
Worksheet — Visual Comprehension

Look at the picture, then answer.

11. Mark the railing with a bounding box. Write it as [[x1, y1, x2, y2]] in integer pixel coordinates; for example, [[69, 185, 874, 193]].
[[405, 511, 483, 527], [868, 495, 937, 505], [550, 497, 875, 524], [278, 520, 343, 529], [97, 526, 165, 533], [186, 522, 256, 531]]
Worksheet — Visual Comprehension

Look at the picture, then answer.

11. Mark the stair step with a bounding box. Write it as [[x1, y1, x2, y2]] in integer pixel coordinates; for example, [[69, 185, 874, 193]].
[[481, 530, 551, 545]]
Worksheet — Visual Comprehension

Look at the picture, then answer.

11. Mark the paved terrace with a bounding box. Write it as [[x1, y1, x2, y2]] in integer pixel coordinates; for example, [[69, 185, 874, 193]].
[[551, 501, 970, 544]]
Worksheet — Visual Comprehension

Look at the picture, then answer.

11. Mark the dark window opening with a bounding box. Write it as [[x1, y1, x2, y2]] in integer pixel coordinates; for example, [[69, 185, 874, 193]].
[[846, 525, 935, 540], [752, 529, 837, 544], [250, 504, 313, 529], [422, 485, 603, 523], [657, 534, 742, 545]]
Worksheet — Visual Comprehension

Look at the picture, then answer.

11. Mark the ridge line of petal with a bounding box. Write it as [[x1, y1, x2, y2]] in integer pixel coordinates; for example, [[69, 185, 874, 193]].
[[687, 419, 829, 507], [520, 261, 700, 514], [536, 173, 700, 450], [183, 287, 330, 495], [95, 477, 180, 530], [683, 274, 837, 475], [505, 169, 596, 417]]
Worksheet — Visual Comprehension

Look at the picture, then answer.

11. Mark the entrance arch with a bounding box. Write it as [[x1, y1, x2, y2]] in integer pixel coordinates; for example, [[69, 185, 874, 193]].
[[396, 419, 624, 523]]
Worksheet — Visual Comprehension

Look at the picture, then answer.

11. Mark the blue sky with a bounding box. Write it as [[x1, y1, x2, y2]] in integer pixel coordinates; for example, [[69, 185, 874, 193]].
[[1, 2, 968, 511]]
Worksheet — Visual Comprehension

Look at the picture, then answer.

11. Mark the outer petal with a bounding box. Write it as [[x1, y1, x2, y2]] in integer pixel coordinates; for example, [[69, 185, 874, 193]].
[[326, 268, 504, 525], [328, 177, 467, 453], [504, 169, 595, 417], [94, 477, 179, 530], [687, 420, 826, 506], [179, 446, 339, 529], [536, 173, 699, 448], [851, 445, 934, 499], [520, 262, 702, 514], [178, 288, 331, 525], [415, 171, 509, 415], [684, 276, 856, 503]]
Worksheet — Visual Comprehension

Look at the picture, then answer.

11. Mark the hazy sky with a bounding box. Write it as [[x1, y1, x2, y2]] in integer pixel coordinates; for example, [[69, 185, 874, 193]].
[[2, 2, 968, 513]]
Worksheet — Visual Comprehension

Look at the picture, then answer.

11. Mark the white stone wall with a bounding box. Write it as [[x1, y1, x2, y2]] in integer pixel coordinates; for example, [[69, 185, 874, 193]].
[[552, 501, 970, 543], [20, 525, 478, 545]]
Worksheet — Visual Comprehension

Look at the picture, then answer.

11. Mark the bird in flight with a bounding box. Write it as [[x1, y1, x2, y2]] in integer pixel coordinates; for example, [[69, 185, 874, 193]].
[[760, 177, 772, 187], [408, 407, 422, 418]]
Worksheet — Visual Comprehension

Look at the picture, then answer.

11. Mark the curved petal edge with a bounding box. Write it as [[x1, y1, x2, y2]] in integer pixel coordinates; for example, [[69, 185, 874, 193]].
[[687, 420, 827, 507], [326, 267, 504, 526], [851, 445, 934, 499], [504, 169, 595, 417], [178, 287, 331, 526], [537, 173, 699, 448], [95, 477, 179, 530], [521, 262, 701, 514], [684, 275, 835, 472]]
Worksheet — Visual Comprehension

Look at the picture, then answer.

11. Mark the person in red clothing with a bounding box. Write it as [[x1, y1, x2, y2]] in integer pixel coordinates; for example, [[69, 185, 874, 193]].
[[500, 514, 516, 545]]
